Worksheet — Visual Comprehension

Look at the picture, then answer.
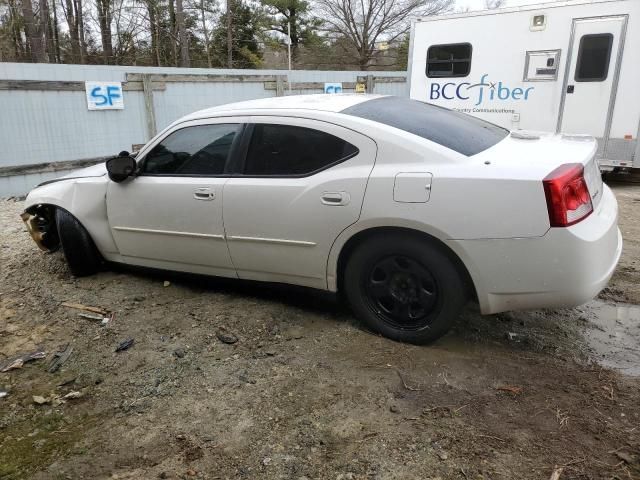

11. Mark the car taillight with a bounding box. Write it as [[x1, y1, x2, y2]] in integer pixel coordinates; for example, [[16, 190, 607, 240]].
[[542, 163, 593, 227]]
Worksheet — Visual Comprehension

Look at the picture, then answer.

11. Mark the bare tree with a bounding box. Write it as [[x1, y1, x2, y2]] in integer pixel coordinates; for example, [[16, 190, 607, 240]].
[[61, 0, 81, 61], [144, 0, 161, 65], [38, 0, 54, 61], [21, 0, 47, 61], [168, 0, 178, 65], [7, 0, 27, 59], [316, 0, 452, 70], [51, 0, 61, 61], [75, 0, 86, 61], [484, 0, 504, 8], [199, 0, 212, 67], [95, 0, 114, 63], [226, 0, 233, 67], [175, 0, 189, 66]]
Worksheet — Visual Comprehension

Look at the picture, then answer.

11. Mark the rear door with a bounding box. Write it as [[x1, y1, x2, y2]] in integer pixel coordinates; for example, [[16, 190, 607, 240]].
[[223, 117, 377, 289], [560, 16, 627, 138]]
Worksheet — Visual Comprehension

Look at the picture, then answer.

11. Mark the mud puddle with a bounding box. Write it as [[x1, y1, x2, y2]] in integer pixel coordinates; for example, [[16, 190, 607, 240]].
[[584, 300, 640, 376]]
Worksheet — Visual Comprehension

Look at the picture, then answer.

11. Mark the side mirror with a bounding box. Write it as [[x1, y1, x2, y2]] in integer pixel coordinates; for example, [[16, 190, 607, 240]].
[[106, 154, 137, 183]]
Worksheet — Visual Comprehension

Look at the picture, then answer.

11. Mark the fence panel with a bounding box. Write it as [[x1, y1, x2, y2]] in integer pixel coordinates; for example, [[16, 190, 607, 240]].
[[0, 63, 407, 196]]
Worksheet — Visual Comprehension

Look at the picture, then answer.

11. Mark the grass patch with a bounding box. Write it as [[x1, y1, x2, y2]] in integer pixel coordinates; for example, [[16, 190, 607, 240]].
[[0, 410, 92, 479]]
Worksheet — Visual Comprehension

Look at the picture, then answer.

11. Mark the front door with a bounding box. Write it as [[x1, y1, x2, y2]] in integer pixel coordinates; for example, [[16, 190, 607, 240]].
[[223, 117, 377, 289], [106, 121, 242, 277], [559, 16, 627, 138]]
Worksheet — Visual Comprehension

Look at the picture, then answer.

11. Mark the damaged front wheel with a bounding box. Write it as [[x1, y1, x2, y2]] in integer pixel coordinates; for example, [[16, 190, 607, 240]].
[[55, 209, 102, 277]]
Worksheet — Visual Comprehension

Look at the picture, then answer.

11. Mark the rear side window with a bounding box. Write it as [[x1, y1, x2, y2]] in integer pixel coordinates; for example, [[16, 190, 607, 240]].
[[575, 33, 613, 82], [426, 43, 472, 78], [243, 124, 358, 176], [142, 124, 239, 175], [341, 96, 508, 156]]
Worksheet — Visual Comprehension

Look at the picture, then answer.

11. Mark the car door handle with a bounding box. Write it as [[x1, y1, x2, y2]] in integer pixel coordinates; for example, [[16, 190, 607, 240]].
[[193, 188, 215, 201], [321, 191, 350, 206]]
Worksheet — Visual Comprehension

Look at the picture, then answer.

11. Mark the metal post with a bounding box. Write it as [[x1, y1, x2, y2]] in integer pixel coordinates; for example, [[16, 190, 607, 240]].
[[366, 74, 374, 94], [287, 22, 292, 94], [276, 75, 285, 97], [142, 74, 157, 140]]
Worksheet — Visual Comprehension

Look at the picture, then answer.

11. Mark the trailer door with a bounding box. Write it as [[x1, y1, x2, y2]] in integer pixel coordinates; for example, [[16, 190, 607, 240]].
[[559, 16, 627, 138]]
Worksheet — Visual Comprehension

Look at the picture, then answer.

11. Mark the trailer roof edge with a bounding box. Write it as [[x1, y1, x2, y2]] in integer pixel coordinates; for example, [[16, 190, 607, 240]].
[[412, 0, 627, 24]]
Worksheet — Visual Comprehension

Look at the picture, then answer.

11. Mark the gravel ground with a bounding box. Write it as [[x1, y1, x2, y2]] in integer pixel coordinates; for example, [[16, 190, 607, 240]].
[[0, 183, 639, 480]]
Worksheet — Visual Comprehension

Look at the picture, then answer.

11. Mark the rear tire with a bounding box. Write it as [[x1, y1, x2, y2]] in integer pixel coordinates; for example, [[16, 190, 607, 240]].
[[343, 234, 466, 344], [55, 209, 101, 277]]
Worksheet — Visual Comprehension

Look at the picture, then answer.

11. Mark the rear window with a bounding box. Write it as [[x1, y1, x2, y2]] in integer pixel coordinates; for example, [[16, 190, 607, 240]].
[[341, 96, 508, 156]]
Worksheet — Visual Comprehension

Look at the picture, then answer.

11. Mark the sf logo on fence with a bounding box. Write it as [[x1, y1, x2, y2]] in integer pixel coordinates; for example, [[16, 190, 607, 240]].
[[85, 82, 125, 110], [324, 83, 343, 94]]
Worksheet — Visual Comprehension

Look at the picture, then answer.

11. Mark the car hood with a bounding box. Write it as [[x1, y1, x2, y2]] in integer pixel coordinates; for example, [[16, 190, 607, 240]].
[[37, 162, 107, 187], [58, 162, 107, 179]]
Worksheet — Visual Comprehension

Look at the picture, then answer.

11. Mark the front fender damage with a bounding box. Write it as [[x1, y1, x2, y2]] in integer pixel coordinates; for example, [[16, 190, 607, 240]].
[[20, 204, 60, 252]]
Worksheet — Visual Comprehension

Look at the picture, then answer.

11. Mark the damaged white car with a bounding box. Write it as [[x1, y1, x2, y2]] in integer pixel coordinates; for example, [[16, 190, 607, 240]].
[[22, 95, 622, 343]]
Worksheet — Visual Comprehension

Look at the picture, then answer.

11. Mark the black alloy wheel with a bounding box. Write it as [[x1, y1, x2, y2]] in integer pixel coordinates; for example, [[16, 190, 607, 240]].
[[364, 254, 440, 331]]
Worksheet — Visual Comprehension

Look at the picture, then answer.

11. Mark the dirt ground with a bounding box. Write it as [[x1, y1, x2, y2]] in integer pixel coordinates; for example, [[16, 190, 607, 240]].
[[1, 183, 639, 480]]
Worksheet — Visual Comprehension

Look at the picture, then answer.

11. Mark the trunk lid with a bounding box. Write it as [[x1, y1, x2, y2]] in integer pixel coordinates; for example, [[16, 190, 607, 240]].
[[475, 131, 603, 208]]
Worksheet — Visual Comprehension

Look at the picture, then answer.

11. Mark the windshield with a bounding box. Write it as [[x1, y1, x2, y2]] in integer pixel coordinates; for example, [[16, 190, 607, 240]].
[[340, 96, 509, 156]]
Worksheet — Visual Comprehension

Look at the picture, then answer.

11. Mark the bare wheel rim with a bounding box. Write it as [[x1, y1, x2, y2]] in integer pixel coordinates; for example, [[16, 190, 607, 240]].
[[362, 254, 440, 331]]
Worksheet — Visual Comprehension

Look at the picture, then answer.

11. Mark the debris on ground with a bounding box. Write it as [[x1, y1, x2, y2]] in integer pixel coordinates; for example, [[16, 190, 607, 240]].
[[62, 390, 83, 400], [163, 281, 171, 287], [32, 390, 83, 405], [173, 348, 186, 358], [216, 331, 238, 344], [48, 344, 73, 373], [115, 338, 135, 352], [61, 302, 108, 316], [78, 312, 105, 321], [0, 350, 47, 372], [495, 385, 523, 395], [78, 311, 112, 327], [32, 395, 51, 405], [0, 390, 8, 398], [549, 466, 563, 480]]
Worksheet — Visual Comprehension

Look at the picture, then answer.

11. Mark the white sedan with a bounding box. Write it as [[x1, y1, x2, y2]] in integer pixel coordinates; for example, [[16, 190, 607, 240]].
[[21, 94, 622, 344]]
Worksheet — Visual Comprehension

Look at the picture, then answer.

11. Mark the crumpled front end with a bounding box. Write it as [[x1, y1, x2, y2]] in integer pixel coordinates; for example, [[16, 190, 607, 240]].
[[20, 204, 60, 252]]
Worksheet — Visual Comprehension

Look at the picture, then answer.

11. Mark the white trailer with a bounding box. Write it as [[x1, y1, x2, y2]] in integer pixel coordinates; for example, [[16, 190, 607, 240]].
[[407, 0, 640, 171]]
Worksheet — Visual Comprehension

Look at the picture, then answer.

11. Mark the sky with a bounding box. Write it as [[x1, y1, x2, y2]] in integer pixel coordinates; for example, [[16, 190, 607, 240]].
[[455, 0, 549, 11]]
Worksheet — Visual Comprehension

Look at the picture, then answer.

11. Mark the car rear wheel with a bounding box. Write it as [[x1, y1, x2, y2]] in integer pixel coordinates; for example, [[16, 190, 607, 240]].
[[55, 208, 101, 277], [344, 234, 466, 344]]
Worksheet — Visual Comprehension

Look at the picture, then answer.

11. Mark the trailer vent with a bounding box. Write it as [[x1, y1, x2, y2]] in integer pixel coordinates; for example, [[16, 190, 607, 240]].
[[530, 14, 546, 31]]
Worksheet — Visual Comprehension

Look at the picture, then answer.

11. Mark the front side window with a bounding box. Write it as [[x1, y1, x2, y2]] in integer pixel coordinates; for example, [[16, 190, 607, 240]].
[[243, 124, 359, 176], [426, 43, 472, 78], [575, 33, 613, 82], [142, 124, 239, 175]]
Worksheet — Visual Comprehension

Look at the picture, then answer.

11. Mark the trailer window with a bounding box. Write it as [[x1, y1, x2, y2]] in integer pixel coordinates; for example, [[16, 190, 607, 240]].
[[575, 33, 613, 82], [426, 43, 472, 78]]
